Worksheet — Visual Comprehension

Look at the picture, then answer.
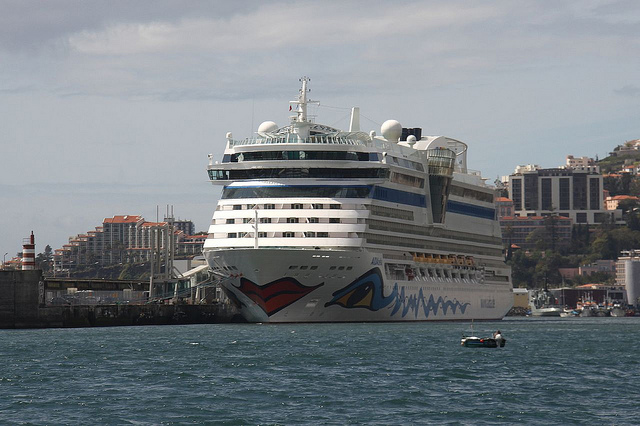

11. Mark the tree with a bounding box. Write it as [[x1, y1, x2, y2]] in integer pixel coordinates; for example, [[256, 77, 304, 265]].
[[618, 198, 639, 216], [627, 211, 640, 231], [590, 233, 617, 260], [35, 245, 53, 274]]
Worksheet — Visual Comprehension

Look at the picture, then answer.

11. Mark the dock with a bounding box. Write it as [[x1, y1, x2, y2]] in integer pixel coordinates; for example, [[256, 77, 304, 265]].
[[0, 269, 242, 329]]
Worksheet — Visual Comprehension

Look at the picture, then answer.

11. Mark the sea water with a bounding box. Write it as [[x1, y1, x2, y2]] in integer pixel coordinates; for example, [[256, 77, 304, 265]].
[[1, 317, 638, 425]]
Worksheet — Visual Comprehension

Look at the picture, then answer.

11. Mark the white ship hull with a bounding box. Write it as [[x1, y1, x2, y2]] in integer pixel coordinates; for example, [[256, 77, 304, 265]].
[[205, 248, 513, 323]]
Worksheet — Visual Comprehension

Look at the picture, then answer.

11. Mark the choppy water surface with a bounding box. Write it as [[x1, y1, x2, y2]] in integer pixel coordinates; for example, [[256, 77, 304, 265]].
[[1, 317, 639, 425]]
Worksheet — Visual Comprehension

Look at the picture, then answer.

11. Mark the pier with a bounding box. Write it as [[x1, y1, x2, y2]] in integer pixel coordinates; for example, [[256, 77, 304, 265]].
[[0, 269, 242, 329]]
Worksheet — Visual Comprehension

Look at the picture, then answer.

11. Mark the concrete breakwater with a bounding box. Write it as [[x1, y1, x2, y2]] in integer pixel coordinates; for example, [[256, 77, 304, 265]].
[[0, 269, 242, 329]]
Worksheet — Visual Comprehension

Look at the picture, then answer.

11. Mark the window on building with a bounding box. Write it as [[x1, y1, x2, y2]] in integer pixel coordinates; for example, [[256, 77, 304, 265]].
[[226, 219, 234, 224], [524, 174, 539, 210], [541, 178, 552, 210], [589, 178, 601, 210], [573, 174, 587, 210], [329, 218, 340, 223], [312, 203, 324, 209], [227, 233, 237, 238], [287, 218, 299, 223], [233, 205, 242, 210], [308, 217, 319, 223], [576, 212, 587, 223], [292, 203, 303, 209], [264, 204, 275, 209], [318, 232, 329, 237], [259, 218, 271, 223], [330, 204, 342, 209], [559, 178, 570, 210], [511, 178, 522, 211], [283, 232, 295, 238]]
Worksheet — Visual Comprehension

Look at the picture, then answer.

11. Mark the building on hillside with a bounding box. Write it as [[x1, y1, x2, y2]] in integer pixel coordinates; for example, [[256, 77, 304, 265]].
[[605, 195, 640, 210], [616, 250, 640, 307], [609, 139, 640, 157], [499, 215, 572, 250], [53, 214, 201, 273], [506, 163, 622, 225], [579, 260, 616, 276], [565, 155, 599, 173], [169, 218, 196, 236], [558, 268, 579, 280], [495, 197, 514, 218]]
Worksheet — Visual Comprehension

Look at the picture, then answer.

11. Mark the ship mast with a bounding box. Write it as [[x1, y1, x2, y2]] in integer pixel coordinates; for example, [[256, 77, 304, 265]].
[[289, 76, 316, 139]]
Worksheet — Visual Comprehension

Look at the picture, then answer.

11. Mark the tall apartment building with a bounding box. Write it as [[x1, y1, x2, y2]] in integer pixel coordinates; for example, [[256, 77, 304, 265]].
[[507, 159, 621, 225], [53, 214, 200, 272]]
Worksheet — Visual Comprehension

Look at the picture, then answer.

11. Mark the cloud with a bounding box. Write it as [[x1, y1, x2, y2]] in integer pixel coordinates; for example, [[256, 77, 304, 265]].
[[65, 2, 502, 56], [3, 1, 640, 102], [614, 84, 640, 97]]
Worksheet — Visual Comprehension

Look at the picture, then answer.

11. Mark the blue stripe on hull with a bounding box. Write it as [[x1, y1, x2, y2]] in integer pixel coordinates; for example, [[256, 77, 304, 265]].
[[447, 200, 495, 220]]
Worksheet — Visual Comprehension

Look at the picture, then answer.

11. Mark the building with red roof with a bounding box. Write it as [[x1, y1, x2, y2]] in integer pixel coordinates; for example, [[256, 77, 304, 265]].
[[53, 214, 200, 273]]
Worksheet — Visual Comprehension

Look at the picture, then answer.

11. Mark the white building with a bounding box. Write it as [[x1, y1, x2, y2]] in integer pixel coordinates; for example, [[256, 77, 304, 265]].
[[616, 250, 640, 307], [507, 163, 622, 225]]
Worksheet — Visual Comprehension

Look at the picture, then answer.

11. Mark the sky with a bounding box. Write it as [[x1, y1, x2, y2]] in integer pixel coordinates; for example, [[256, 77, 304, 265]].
[[1, 0, 639, 260]]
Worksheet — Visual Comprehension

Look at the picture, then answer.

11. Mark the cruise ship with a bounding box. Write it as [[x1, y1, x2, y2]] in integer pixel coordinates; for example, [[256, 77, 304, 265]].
[[203, 77, 513, 322]]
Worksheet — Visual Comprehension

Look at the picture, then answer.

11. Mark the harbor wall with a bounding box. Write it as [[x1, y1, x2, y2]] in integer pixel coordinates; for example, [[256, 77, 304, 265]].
[[0, 270, 242, 328], [0, 269, 43, 328]]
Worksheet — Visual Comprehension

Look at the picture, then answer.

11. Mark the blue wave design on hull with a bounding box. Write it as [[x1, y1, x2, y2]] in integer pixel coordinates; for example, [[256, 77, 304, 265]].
[[325, 268, 471, 319], [390, 286, 470, 319]]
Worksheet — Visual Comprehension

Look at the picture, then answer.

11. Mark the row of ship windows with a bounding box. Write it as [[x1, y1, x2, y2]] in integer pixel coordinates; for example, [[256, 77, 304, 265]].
[[449, 185, 494, 203], [222, 151, 382, 163], [221, 186, 371, 200], [387, 156, 425, 172], [367, 205, 415, 221], [227, 232, 331, 238], [226, 218, 343, 223], [209, 168, 388, 180], [364, 233, 503, 258], [224, 203, 343, 210], [288, 265, 353, 271]]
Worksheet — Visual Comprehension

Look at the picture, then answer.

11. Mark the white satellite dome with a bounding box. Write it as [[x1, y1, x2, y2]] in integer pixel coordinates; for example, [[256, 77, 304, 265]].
[[258, 121, 279, 133], [381, 120, 402, 142]]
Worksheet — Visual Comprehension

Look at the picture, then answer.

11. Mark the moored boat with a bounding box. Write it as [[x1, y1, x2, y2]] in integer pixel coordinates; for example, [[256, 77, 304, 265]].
[[529, 289, 562, 316]]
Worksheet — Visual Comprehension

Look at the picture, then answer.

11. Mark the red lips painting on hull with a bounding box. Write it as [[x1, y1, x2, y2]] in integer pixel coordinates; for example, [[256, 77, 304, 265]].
[[236, 277, 324, 316]]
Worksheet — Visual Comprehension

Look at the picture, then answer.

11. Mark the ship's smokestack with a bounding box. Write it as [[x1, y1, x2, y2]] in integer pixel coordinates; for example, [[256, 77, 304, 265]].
[[22, 231, 35, 270]]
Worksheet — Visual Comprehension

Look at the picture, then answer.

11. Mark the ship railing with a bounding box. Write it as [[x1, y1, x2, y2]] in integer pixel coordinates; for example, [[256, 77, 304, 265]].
[[465, 169, 483, 177], [228, 135, 368, 147]]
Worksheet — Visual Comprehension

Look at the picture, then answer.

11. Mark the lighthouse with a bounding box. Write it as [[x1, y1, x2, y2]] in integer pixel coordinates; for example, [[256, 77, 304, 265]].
[[22, 231, 36, 270]]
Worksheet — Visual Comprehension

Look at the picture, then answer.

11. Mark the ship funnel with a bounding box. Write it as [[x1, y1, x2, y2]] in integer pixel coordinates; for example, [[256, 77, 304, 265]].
[[349, 107, 360, 132]]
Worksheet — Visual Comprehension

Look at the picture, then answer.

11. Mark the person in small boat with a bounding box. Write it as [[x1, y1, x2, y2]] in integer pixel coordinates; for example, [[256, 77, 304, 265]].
[[493, 330, 503, 341]]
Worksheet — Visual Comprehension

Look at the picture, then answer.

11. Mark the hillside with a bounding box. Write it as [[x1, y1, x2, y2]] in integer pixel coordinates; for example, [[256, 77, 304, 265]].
[[598, 142, 640, 174]]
